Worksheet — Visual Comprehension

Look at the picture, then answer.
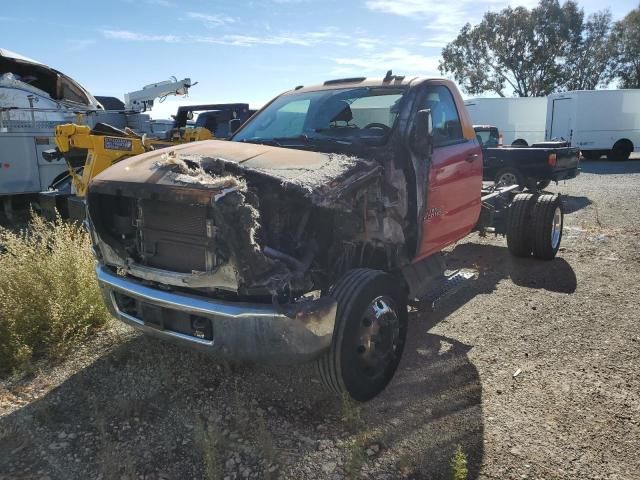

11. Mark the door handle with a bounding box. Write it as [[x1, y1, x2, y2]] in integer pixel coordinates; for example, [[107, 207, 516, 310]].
[[466, 153, 479, 162]]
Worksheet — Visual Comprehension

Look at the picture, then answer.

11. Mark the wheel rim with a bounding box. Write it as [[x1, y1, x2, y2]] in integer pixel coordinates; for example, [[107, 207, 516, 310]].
[[497, 172, 518, 186], [551, 207, 562, 249], [355, 296, 401, 378]]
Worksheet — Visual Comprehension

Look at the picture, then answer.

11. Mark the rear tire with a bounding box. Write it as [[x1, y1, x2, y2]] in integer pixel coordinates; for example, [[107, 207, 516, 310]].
[[607, 141, 632, 161], [511, 139, 528, 147], [531, 194, 563, 260], [506, 193, 535, 257], [495, 168, 525, 189], [316, 269, 408, 402]]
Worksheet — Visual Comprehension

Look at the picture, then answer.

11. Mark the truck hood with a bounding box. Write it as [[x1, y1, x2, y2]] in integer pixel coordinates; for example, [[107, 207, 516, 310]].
[[90, 139, 380, 206]]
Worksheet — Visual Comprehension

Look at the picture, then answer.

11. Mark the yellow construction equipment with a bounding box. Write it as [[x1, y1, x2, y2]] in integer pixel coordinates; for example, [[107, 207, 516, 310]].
[[51, 123, 212, 197], [39, 122, 213, 219]]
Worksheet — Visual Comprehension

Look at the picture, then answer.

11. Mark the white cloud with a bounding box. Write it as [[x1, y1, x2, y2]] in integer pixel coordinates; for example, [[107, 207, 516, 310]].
[[187, 11, 235, 27], [101, 29, 180, 42], [365, 0, 541, 46], [331, 47, 440, 76], [100, 26, 381, 49]]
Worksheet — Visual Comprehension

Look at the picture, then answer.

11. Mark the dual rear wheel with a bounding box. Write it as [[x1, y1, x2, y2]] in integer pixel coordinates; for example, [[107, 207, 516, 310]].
[[507, 193, 563, 260]]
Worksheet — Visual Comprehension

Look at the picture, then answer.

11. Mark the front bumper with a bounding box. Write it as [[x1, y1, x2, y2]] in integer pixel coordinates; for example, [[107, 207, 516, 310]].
[[96, 265, 336, 364]]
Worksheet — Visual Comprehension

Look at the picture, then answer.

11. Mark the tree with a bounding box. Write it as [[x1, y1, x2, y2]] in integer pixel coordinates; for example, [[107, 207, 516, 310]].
[[610, 6, 640, 88], [564, 11, 615, 91], [439, 0, 614, 96]]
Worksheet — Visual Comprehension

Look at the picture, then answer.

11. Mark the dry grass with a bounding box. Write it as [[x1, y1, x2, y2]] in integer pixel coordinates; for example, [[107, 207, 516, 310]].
[[0, 213, 110, 376], [194, 417, 224, 480]]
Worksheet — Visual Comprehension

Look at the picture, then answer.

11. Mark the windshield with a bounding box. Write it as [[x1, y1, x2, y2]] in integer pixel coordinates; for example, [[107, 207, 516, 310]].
[[233, 87, 405, 146]]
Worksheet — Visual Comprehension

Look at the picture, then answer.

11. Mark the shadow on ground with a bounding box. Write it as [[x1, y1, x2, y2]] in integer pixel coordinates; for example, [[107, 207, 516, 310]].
[[0, 242, 577, 480], [561, 195, 592, 214], [579, 158, 640, 175]]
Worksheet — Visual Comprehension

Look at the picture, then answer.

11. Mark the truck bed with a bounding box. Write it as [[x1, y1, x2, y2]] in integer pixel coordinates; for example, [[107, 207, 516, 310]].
[[482, 143, 580, 187]]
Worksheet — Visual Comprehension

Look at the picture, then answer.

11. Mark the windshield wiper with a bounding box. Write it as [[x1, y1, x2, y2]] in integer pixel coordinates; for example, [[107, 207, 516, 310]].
[[236, 138, 282, 147]]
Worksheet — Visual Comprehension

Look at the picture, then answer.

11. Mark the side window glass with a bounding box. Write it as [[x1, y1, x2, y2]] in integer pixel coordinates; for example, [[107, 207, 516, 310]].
[[422, 86, 464, 147]]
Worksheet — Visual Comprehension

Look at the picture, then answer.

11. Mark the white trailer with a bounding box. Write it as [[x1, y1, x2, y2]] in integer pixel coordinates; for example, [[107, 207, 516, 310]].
[[464, 97, 547, 146], [546, 89, 640, 160]]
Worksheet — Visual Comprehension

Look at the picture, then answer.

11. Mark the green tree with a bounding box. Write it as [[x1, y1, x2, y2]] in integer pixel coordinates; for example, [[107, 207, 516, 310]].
[[564, 11, 615, 91], [439, 0, 614, 96], [610, 5, 640, 88]]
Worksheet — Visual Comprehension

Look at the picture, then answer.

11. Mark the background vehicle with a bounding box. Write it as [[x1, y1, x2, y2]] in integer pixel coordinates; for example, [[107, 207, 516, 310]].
[[173, 103, 255, 139], [465, 97, 547, 146], [474, 125, 580, 190], [0, 47, 194, 220], [546, 89, 640, 160], [87, 73, 566, 401], [39, 123, 213, 220]]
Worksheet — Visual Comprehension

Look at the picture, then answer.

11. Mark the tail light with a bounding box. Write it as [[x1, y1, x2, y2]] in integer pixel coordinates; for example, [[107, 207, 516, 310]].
[[548, 153, 557, 167]]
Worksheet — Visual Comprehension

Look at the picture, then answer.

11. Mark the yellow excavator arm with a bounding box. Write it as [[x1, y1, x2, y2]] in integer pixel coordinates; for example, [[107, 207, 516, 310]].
[[51, 123, 213, 197]]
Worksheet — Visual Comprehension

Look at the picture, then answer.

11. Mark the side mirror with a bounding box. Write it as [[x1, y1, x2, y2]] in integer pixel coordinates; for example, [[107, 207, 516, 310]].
[[229, 118, 242, 135], [411, 109, 433, 154]]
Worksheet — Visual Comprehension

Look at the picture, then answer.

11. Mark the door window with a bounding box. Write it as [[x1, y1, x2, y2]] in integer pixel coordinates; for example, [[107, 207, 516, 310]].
[[421, 86, 464, 147]]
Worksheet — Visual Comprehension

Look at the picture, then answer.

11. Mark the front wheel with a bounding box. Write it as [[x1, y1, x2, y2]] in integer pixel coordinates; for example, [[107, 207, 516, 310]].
[[316, 269, 408, 401]]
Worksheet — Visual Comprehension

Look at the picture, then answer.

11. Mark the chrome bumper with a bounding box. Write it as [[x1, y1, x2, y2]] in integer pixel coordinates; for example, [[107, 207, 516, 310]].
[[96, 265, 336, 364]]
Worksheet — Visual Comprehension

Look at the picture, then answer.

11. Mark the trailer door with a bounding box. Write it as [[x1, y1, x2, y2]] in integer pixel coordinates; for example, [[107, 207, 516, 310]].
[[550, 98, 573, 142]]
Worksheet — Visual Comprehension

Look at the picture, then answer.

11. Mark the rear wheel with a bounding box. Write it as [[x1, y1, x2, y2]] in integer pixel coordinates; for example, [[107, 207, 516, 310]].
[[506, 193, 535, 257], [511, 139, 528, 147], [316, 269, 408, 401], [531, 194, 563, 260], [495, 168, 524, 189], [607, 140, 633, 161]]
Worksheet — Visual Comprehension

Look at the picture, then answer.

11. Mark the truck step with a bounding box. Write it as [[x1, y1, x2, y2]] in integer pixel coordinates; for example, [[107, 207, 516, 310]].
[[414, 269, 477, 312]]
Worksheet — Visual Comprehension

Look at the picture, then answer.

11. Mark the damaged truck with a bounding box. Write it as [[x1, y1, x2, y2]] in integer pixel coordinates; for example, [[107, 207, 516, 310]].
[[86, 73, 565, 401]]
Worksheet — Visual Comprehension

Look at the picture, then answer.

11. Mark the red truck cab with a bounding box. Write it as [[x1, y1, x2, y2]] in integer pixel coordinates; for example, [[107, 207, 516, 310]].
[[87, 74, 563, 401]]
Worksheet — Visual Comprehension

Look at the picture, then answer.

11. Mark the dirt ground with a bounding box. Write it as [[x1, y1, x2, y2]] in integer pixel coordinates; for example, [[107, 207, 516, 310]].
[[1, 157, 639, 480]]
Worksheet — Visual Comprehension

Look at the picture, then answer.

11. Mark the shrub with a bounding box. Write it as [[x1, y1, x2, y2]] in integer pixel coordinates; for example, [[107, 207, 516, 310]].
[[450, 445, 468, 480], [0, 213, 110, 376]]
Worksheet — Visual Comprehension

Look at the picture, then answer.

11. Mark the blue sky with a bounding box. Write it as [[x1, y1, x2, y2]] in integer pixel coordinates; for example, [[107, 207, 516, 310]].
[[1, 0, 637, 119]]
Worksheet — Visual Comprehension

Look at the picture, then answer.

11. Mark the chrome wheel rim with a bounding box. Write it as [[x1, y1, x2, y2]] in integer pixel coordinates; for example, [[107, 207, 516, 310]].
[[356, 296, 400, 377], [497, 172, 518, 186], [551, 207, 562, 249]]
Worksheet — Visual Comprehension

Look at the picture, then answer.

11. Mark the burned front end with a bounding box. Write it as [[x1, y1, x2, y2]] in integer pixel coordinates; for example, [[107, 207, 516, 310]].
[[87, 140, 409, 363]]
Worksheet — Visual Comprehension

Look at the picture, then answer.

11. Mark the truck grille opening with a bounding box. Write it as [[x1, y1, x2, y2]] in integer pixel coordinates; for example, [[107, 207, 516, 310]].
[[89, 193, 220, 274]]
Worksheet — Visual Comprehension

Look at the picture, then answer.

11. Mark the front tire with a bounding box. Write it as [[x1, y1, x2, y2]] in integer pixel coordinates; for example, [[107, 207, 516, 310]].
[[316, 269, 408, 402]]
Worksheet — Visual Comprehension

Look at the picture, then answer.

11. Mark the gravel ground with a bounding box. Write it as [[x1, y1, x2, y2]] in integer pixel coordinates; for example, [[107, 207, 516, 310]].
[[1, 157, 639, 480]]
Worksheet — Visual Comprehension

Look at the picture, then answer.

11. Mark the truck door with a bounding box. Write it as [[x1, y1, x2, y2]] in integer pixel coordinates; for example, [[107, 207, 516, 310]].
[[550, 98, 573, 142], [415, 85, 483, 260]]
